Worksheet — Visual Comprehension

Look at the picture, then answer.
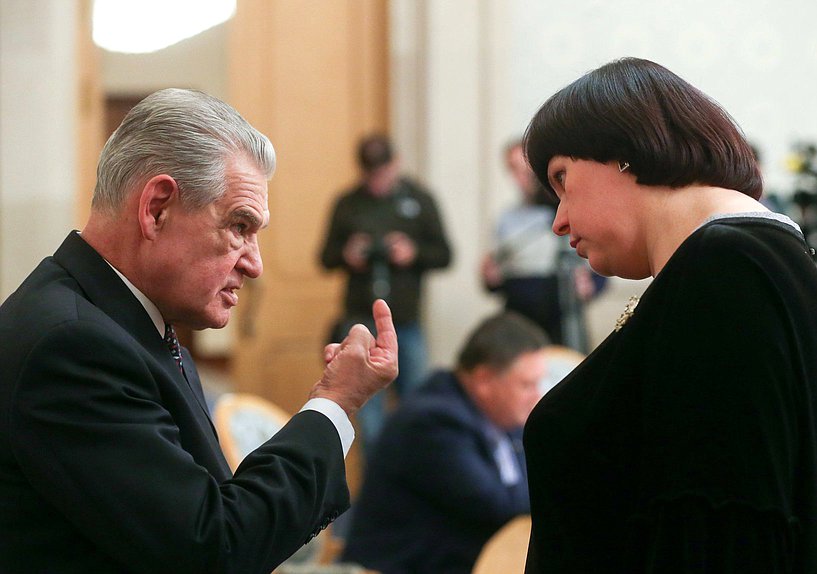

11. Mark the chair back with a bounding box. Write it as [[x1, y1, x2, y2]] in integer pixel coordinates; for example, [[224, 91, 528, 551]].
[[213, 392, 291, 472], [213, 393, 345, 568], [539, 345, 586, 395], [471, 514, 531, 574]]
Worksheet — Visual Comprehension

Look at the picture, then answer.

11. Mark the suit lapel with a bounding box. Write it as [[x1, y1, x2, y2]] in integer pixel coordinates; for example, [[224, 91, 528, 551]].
[[53, 232, 216, 429]]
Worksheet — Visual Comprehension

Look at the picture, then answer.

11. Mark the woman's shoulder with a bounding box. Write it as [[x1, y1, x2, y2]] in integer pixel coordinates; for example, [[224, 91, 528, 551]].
[[667, 215, 810, 281], [691, 214, 804, 252]]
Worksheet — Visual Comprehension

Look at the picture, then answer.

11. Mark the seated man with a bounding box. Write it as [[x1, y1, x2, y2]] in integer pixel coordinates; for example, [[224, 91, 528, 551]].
[[341, 312, 549, 574]]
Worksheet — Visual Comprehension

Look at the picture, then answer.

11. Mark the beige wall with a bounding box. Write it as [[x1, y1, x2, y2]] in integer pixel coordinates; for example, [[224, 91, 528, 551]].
[[0, 0, 79, 299], [226, 0, 390, 493], [227, 0, 389, 415], [75, 0, 104, 229], [101, 23, 229, 101]]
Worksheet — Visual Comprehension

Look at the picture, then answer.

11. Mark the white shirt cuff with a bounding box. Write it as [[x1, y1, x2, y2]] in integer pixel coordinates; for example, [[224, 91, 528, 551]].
[[300, 398, 355, 458]]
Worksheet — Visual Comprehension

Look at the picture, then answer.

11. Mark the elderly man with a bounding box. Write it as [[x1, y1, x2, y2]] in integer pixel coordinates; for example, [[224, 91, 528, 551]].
[[0, 89, 397, 573], [341, 311, 548, 574]]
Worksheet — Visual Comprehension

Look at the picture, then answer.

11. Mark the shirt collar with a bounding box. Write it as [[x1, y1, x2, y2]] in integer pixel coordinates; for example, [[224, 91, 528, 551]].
[[106, 262, 166, 337], [697, 210, 802, 234]]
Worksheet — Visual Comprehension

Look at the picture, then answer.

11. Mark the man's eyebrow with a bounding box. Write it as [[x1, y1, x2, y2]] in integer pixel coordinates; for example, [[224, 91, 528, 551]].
[[231, 208, 264, 229]]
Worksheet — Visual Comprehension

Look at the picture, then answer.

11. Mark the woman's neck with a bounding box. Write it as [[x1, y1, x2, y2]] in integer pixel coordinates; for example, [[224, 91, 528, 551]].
[[644, 186, 767, 277]]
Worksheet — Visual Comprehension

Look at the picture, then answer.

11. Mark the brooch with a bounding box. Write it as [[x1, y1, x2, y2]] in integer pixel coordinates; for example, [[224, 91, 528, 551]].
[[614, 296, 640, 332]]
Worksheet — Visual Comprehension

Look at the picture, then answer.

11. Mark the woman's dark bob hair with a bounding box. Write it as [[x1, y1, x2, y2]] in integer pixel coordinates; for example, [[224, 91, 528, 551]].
[[524, 57, 763, 200]]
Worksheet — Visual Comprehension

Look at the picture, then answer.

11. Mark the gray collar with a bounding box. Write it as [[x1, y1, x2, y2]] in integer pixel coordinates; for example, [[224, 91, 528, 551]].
[[697, 211, 802, 234]]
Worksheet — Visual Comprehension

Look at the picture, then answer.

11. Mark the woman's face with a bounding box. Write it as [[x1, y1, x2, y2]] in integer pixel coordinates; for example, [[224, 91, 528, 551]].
[[547, 156, 650, 279]]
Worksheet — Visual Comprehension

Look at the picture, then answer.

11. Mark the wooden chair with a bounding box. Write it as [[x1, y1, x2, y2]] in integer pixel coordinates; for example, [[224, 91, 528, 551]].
[[212, 393, 345, 569], [471, 515, 531, 574], [213, 392, 292, 472], [539, 345, 586, 395]]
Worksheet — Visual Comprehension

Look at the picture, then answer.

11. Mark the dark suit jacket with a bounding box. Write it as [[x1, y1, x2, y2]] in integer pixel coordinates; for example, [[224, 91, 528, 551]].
[[341, 370, 529, 574], [0, 232, 349, 574]]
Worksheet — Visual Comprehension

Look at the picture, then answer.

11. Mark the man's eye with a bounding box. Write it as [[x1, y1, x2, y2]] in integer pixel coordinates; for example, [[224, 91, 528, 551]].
[[232, 223, 248, 234]]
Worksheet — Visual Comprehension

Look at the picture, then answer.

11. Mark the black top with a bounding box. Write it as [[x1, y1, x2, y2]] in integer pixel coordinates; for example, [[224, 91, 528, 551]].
[[524, 216, 817, 573], [319, 177, 451, 324], [342, 370, 529, 574]]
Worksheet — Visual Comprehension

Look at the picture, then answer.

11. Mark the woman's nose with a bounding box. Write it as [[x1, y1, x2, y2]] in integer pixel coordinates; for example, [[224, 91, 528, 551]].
[[552, 202, 569, 236]]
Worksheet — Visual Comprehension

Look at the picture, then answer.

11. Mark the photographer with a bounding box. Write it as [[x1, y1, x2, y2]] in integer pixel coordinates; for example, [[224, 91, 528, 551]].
[[320, 134, 452, 449], [481, 139, 605, 351]]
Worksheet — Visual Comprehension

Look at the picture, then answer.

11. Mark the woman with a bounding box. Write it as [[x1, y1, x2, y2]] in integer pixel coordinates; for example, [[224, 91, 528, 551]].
[[522, 57, 817, 572]]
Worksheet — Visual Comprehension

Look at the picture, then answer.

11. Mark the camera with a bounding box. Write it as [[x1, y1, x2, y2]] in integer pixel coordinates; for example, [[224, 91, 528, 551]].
[[365, 235, 391, 299], [364, 236, 389, 264]]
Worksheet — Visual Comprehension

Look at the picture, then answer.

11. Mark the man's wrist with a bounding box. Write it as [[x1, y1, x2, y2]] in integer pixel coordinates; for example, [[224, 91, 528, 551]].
[[300, 398, 355, 457]]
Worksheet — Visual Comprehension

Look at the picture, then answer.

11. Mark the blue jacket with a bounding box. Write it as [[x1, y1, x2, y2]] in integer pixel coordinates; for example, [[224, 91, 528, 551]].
[[342, 370, 529, 574]]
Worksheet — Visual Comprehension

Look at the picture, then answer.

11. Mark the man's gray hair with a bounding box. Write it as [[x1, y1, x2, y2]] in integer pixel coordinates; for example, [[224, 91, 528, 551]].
[[93, 88, 276, 212]]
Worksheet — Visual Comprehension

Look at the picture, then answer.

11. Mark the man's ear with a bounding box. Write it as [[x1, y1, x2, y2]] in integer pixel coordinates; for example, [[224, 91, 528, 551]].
[[137, 175, 178, 240]]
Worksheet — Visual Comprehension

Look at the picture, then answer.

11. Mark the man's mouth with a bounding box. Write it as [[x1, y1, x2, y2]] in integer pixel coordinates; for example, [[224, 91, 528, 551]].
[[220, 286, 239, 306]]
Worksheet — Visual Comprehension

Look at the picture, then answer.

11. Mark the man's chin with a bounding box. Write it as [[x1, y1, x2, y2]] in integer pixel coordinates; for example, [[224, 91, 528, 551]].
[[189, 310, 231, 331], [208, 315, 231, 330]]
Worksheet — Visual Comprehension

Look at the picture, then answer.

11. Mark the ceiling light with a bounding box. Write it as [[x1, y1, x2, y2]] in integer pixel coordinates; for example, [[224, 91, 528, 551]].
[[92, 0, 236, 54]]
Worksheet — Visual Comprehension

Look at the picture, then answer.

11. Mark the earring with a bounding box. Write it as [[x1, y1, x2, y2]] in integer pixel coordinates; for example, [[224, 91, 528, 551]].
[[618, 161, 630, 173]]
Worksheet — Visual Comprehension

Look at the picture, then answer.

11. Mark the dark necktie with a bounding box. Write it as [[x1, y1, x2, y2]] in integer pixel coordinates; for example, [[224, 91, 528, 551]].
[[163, 324, 184, 374]]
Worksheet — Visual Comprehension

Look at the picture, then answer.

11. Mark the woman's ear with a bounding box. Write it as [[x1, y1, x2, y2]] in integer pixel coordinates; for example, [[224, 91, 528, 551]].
[[137, 175, 178, 239]]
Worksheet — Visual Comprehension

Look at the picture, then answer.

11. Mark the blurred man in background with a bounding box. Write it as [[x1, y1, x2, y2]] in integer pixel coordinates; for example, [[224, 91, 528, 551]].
[[342, 311, 548, 574], [481, 139, 604, 351], [320, 134, 452, 449]]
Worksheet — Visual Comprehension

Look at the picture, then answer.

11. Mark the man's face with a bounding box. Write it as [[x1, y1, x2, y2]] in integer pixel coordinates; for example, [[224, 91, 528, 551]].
[[479, 350, 548, 430], [150, 154, 270, 330], [506, 145, 538, 201], [365, 160, 400, 197]]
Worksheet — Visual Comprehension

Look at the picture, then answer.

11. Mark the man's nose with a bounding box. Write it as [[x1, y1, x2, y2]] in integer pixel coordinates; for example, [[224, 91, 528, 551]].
[[240, 238, 263, 278]]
